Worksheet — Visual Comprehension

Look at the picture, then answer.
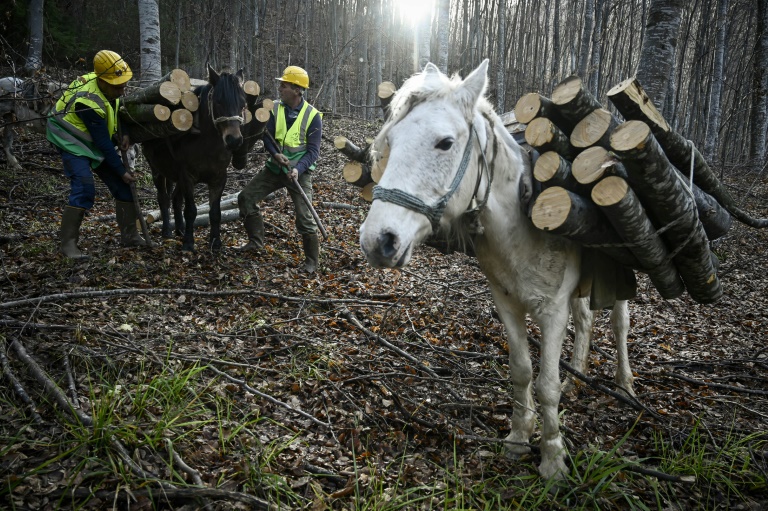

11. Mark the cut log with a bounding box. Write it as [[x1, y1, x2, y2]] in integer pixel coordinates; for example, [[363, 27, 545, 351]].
[[371, 157, 387, 183], [146, 194, 240, 224], [334, 136, 370, 162], [610, 120, 722, 303], [551, 75, 603, 128], [360, 182, 375, 202], [691, 185, 733, 240], [591, 176, 685, 299], [180, 90, 199, 112], [262, 98, 275, 111], [119, 103, 171, 124], [607, 77, 766, 228], [524, 117, 578, 160], [126, 108, 193, 142], [122, 81, 182, 107], [162, 207, 242, 230], [378, 81, 397, 116], [513, 93, 571, 133], [533, 151, 589, 195], [571, 146, 628, 186], [243, 80, 261, 110], [530, 186, 640, 268], [152, 69, 191, 93], [570, 108, 617, 149], [342, 161, 373, 188]]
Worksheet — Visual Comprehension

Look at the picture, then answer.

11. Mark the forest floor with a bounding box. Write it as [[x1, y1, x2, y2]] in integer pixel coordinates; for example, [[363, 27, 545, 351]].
[[1, 109, 767, 510]]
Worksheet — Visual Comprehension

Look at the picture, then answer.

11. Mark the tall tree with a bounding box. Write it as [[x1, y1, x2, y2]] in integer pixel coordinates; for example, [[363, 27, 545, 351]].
[[138, 0, 162, 86], [577, 0, 595, 77], [495, 0, 506, 111], [435, 0, 450, 72], [636, 0, 686, 112], [750, 0, 768, 162], [23, 0, 44, 75], [704, 0, 730, 162]]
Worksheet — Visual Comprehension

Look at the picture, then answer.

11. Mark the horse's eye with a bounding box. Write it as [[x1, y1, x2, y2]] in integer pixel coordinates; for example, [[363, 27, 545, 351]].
[[435, 137, 454, 151]]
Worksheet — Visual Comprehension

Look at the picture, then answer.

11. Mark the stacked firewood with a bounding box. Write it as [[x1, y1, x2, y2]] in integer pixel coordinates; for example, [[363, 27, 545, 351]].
[[119, 68, 269, 144], [516, 76, 741, 304]]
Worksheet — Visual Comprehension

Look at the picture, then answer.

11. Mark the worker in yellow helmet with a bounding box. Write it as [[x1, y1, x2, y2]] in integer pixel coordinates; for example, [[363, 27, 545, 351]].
[[47, 50, 153, 259], [237, 65, 323, 273]]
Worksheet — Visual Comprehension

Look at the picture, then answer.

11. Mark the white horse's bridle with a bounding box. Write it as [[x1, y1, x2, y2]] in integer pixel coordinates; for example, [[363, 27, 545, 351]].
[[372, 123, 492, 234]]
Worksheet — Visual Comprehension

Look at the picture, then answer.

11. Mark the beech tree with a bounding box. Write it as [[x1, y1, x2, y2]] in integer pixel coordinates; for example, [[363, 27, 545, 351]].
[[138, 0, 162, 86]]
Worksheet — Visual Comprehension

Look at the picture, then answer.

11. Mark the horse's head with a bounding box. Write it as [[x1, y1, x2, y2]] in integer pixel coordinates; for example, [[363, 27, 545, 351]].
[[360, 59, 493, 268], [204, 64, 247, 151]]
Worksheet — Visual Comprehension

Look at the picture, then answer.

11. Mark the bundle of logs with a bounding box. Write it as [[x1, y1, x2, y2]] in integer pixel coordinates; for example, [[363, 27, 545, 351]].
[[119, 68, 271, 144], [336, 76, 768, 305]]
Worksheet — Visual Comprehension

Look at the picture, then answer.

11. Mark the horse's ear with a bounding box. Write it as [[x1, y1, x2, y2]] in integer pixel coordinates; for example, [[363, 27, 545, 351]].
[[456, 59, 488, 113], [236, 69, 245, 84], [208, 63, 220, 86], [423, 62, 441, 76]]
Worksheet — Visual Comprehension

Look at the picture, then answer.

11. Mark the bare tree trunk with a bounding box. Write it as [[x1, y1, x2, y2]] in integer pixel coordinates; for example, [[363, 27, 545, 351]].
[[495, 0, 507, 111], [578, 0, 595, 78], [703, 0, 729, 163], [23, 0, 44, 75], [138, 0, 162, 87], [436, 0, 450, 72], [636, 0, 686, 112], [418, 7, 432, 71], [750, 0, 768, 162]]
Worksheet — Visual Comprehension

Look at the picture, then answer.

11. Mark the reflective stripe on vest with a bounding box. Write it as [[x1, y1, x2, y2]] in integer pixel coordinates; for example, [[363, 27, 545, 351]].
[[272, 101, 318, 154]]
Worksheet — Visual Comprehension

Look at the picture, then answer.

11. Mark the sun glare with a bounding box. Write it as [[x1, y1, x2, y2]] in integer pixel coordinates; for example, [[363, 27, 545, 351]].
[[392, 0, 435, 26]]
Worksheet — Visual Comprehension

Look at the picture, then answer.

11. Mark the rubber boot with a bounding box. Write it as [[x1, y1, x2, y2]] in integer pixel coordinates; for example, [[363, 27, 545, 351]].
[[301, 233, 320, 273], [236, 213, 265, 252], [115, 200, 156, 247], [60, 206, 89, 259]]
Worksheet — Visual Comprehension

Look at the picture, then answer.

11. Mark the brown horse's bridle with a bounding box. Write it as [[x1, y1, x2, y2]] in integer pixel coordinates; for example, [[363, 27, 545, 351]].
[[207, 88, 245, 126]]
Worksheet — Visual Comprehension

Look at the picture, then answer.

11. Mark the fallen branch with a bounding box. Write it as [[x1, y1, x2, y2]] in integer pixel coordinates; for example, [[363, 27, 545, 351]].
[[0, 338, 44, 424]]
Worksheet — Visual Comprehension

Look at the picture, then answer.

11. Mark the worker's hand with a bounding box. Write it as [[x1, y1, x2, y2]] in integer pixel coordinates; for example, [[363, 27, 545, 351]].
[[274, 153, 291, 167], [288, 167, 299, 181], [118, 134, 131, 152], [121, 171, 137, 184]]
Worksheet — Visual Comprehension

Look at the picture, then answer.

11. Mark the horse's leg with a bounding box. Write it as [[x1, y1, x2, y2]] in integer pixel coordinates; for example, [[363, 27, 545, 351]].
[[492, 291, 535, 456], [1, 124, 21, 171], [611, 300, 635, 396], [178, 177, 197, 252], [171, 184, 185, 237], [563, 296, 595, 394], [153, 173, 173, 239], [207, 179, 226, 252], [535, 302, 571, 480]]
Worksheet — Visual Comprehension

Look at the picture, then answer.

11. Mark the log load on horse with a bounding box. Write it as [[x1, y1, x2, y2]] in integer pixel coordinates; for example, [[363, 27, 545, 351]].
[[141, 64, 248, 252], [359, 60, 632, 480], [0, 76, 63, 170]]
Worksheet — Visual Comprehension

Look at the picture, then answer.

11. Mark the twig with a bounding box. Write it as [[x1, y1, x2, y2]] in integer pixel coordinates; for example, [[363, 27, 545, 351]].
[[165, 438, 205, 487], [0, 338, 44, 424], [205, 364, 330, 428], [8, 336, 92, 426], [62, 351, 79, 409], [0, 287, 391, 310], [660, 370, 768, 396], [49, 486, 282, 511]]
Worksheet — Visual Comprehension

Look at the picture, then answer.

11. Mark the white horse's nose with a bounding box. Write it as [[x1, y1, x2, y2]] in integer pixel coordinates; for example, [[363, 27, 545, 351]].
[[361, 228, 403, 268]]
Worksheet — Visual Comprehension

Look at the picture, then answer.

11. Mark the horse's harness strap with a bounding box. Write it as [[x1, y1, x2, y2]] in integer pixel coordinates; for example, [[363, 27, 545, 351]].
[[207, 88, 244, 125], [373, 124, 481, 234]]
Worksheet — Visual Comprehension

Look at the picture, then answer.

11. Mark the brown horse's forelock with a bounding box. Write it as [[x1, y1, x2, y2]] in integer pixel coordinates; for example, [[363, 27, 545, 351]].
[[199, 73, 246, 124]]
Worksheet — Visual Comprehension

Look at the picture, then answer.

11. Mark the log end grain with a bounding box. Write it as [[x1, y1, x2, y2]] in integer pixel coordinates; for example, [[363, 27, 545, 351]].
[[343, 161, 364, 183], [334, 136, 348, 150], [514, 92, 542, 124], [531, 186, 572, 231], [572, 146, 610, 184], [243, 80, 261, 97], [180, 90, 199, 112], [262, 98, 275, 111], [377, 81, 397, 99], [570, 108, 612, 148], [525, 117, 554, 147], [361, 182, 375, 202], [591, 176, 629, 207], [533, 151, 561, 183], [551, 75, 583, 105], [255, 108, 270, 123], [171, 109, 193, 131], [371, 157, 388, 183], [159, 81, 182, 105], [154, 104, 171, 122], [610, 120, 651, 152]]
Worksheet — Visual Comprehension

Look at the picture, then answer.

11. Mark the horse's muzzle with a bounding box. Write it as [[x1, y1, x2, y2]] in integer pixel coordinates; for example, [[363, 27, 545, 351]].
[[361, 230, 411, 268], [224, 134, 243, 151]]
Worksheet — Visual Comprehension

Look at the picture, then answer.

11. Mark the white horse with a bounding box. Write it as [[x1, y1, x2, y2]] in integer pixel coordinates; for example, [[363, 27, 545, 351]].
[[359, 60, 633, 479]]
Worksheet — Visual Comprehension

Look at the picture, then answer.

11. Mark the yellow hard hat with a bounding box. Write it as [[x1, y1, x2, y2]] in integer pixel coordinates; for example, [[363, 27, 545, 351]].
[[93, 50, 132, 85], [276, 65, 309, 89]]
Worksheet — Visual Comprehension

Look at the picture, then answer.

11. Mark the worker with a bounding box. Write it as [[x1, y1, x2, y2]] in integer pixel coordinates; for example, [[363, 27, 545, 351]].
[[237, 65, 323, 273], [46, 49, 152, 259]]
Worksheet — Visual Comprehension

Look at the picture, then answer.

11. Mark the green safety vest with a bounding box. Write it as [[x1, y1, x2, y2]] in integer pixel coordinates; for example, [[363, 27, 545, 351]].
[[266, 100, 321, 174], [46, 72, 120, 168]]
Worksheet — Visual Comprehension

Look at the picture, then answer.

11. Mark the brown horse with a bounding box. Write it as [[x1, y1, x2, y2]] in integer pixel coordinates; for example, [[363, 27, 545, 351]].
[[142, 64, 247, 252]]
